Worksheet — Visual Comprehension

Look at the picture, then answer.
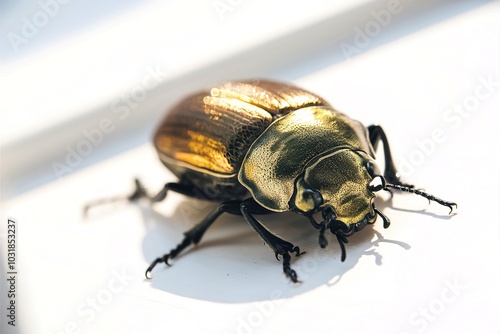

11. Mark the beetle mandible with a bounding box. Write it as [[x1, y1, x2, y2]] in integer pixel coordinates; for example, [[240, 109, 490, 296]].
[[86, 80, 457, 283]]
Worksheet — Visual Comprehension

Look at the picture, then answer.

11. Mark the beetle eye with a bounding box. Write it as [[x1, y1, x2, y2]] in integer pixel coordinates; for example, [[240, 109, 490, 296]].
[[301, 189, 324, 212], [368, 175, 386, 192]]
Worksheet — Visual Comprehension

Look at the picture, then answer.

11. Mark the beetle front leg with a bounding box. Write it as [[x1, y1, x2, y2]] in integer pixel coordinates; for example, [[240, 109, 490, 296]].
[[240, 199, 304, 283], [367, 125, 413, 187]]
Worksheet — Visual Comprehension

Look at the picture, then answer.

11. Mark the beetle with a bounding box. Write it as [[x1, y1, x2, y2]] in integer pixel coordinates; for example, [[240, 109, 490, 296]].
[[85, 79, 456, 283]]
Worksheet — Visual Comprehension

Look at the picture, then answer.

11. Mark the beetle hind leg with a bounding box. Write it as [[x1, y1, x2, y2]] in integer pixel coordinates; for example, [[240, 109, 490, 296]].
[[84, 179, 200, 216], [367, 125, 413, 187], [146, 200, 242, 278], [240, 198, 304, 283], [130, 179, 201, 203]]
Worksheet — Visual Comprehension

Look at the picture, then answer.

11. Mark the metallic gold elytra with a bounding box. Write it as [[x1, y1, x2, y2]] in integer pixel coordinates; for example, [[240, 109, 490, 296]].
[[155, 135, 173, 151], [154, 80, 329, 190], [212, 81, 324, 113], [183, 130, 233, 173], [210, 88, 220, 97], [203, 96, 273, 123]]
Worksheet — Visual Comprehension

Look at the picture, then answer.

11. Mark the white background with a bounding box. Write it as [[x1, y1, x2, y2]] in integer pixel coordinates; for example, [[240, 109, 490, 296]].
[[1, 0, 499, 333]]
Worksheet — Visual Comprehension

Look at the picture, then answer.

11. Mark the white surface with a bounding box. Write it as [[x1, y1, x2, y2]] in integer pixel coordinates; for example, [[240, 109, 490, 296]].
[[1, 1, 499, 334], [1, 0, 368, 143], [0, 0, 376, 198]]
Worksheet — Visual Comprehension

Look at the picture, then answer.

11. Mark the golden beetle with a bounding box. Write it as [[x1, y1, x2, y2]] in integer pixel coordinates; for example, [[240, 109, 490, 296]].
[[87, 80, 456, 283]]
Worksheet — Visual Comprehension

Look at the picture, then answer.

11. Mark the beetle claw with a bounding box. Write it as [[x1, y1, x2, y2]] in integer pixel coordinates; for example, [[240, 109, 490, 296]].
[[292, 246, 305, 257], [145, 255, 171, 279], [145, 258, 161, 279], [447, 202, 458, 214]]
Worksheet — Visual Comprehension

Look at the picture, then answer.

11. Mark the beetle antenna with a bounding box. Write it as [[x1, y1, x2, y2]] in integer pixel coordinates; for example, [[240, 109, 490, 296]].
[[384, 183, 457, 214]]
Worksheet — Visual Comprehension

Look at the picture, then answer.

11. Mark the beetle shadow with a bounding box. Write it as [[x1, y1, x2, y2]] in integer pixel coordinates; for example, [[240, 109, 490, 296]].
[[138, 197, 411, 303]]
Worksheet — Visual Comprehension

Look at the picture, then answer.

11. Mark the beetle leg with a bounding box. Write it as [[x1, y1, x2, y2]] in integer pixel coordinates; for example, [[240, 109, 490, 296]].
[[84, 179, 202, 216], [130, 179, 202, 202], [385, 183, 457, 214], [240, 198, 304, 283], [145, 200, 241, 279], [367, 125, 413, 188]]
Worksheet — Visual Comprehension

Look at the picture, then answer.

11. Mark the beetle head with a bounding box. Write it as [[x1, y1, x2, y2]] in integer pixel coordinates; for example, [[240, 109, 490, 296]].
[[292, 149, 380, 228], [290, 148, 457, 262]]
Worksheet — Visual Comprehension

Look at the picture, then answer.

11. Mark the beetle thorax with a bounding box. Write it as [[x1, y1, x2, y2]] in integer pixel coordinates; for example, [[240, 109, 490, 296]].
[[238, 106, 375, 213]]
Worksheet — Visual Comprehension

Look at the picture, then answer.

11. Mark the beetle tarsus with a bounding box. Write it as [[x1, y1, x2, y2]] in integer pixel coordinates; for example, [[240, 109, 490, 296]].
[[130, 179, 176, 203], [145, 256, 168, 279], [83, 178, 168, 216], [385, 183, 457, 214], [144, 201, 234, 278], [145, 251, 180, 279], [83, 194, 130, 216], [282, 251, 300, 283]]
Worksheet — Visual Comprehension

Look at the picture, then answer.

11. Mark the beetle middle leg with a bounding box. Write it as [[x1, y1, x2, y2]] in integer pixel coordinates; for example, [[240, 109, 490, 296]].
[[367, 125, 413, 187]]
